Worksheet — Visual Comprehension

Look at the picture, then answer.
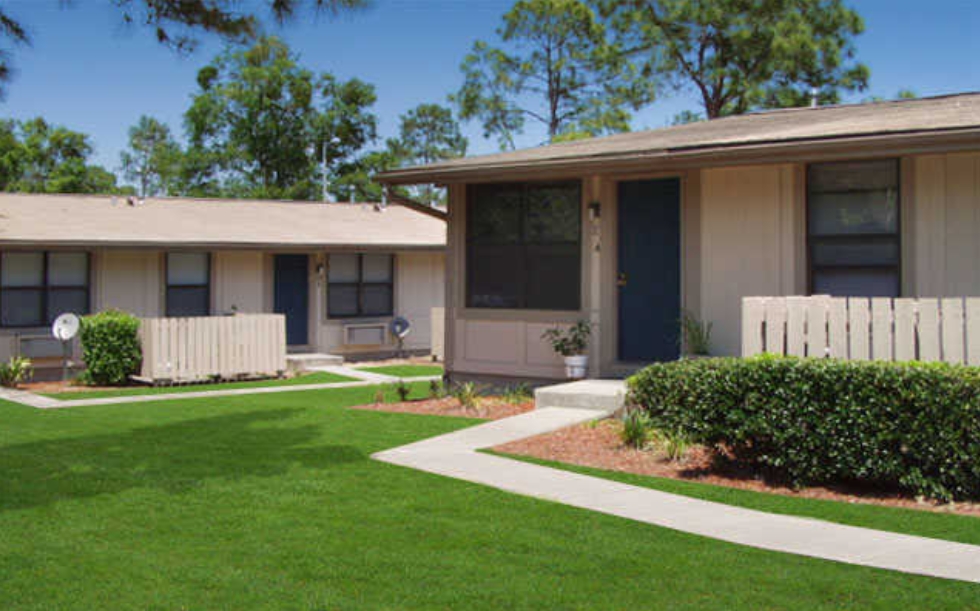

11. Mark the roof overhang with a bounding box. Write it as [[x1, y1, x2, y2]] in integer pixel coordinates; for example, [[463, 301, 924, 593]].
[[378, 127, 980, 185], [0, 240, 446, 251]]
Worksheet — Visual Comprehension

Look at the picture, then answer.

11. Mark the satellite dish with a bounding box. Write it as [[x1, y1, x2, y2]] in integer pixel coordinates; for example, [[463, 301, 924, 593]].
[[52, 313, 81, 342], [390, 316, 411, 339]]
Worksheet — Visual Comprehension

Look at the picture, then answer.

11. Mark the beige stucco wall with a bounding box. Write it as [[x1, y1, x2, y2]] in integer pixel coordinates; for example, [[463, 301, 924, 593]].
[[910, 152, 980, 297]]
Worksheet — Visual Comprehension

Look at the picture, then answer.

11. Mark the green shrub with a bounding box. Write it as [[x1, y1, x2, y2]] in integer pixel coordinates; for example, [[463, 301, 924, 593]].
[[79, 310, 142, 386], [503, 382, 533, 405], [428, 379, 445, 399], [451, 382, 480, 411], [0, 356, 33, 388], [620, 410, 652, 449], [628, 355, 980, 502], [651, 428, 692, 462], [395, 380, 411, 402]]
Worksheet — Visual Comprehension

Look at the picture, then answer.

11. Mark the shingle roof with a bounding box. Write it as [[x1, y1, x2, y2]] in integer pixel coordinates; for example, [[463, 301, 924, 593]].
[[0, 194, 445, 249], [379, 93, 980, 183]]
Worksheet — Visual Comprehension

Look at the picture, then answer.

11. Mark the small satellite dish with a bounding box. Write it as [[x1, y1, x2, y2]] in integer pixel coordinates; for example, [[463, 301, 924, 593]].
[[390, 316, 411, 339], [52, 313, 81, 342]]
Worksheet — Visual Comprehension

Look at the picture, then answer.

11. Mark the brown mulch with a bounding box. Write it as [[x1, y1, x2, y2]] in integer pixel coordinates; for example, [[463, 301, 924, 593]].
[[351, 397, 534, 420], [494, 419, 980, 517], [20, 380, 119, 394]]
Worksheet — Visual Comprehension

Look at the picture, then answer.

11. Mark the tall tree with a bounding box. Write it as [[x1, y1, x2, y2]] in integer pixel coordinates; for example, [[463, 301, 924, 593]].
[[454, 0, 653, 148], [0, 117, 119, 194], [602, 0, 870, 118], [183, 36, 378, 199], [0, 0, 367, 97], [387, 103, 467, 205], [120, 116, 182, 197]]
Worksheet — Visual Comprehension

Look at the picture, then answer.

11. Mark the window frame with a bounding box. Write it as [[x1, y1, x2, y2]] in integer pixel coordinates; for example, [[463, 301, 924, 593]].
[[805, 159, 902, 297], [0, 251, 91, 329], [465, 180, 583, 311], [327, 253, 395, 319], [165, 252, 212, 318]]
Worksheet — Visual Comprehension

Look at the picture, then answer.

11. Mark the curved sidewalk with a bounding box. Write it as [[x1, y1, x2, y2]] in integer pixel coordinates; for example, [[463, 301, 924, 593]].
[[374, 407, 980, 584]]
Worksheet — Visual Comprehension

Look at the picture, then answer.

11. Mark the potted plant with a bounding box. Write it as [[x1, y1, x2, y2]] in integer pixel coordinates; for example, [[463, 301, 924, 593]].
[[542, 320, 592, 379], [678, 310, 712, 359]]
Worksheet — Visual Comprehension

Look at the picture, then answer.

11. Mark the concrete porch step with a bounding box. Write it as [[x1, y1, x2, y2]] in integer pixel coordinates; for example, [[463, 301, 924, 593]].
[[286, 353, 344, 372], [534, 379, 628, 412]]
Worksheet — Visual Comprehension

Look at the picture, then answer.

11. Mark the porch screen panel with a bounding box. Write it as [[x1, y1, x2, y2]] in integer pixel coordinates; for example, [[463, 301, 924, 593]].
[[166, 252, 210, 317], [807, 160, 900, 297], [466, 181, 581, 310]]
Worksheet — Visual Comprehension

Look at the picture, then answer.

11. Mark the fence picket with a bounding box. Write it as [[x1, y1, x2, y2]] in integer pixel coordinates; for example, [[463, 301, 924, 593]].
[[941, 298, 965, 364], [894, 299, 916, 362], [918, 299, 941, 362], [805, 297, 829, 357], [871, 298, 893, 361], [848, 298, 871, 361], [763, 299, 786, 354], [967, 299, 980, 366], [785, 296, 807, 357], [827, 299, 848, 358], [742, 298, 766, 356]]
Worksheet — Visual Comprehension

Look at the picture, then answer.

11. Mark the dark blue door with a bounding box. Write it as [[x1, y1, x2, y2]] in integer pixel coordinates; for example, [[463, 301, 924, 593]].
[[617, 178, 681, 362], [274, 255, 309, 346]]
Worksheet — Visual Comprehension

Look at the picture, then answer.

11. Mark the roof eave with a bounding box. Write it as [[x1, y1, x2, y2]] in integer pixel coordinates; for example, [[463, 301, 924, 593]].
[[377, 127, 980, 185]]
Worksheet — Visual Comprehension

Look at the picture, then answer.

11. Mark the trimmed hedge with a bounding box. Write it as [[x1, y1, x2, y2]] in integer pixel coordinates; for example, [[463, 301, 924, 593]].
[[79, 310, 142, 386], [628, 355, 980, 502]]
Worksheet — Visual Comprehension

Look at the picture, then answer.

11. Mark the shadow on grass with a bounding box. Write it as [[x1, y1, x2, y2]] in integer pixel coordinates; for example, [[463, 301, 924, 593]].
[[0, 409, 364, 511]]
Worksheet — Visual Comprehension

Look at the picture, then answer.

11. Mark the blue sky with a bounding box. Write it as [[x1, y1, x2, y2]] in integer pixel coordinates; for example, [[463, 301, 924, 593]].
[[1, 0, 978, 173]]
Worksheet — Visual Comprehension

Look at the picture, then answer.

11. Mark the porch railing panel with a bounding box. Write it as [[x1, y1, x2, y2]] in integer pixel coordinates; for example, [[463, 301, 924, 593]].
[[138, 314, 286, 383], [742, 296, 980, 365]]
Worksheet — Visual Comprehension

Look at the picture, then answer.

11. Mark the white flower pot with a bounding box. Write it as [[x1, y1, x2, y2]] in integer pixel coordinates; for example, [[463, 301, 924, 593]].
[[564, 354, 589, 379]]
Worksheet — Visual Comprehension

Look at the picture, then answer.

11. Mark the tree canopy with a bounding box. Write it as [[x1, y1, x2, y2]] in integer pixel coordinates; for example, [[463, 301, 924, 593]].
[[386, 103, 467, 205], [181, 36, 379, 200], [0, 118, 120, 194], [454, 0, 653, 148], [119, 116, 182, 197], [602, 0, 870, 118]]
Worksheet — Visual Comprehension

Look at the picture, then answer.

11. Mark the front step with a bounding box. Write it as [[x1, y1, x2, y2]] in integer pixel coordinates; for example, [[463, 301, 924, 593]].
[[534, 380, 627, 412], [286, 353, 344, 372]]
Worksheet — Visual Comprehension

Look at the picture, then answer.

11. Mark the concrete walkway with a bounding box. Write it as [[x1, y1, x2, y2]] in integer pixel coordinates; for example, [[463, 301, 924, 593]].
[[375, 407, 980, 584], [0, 364, 440, 410]]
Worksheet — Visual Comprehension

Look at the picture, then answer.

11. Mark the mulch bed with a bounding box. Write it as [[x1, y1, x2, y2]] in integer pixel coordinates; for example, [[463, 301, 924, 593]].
[[494, 419, 980, 517], [350, 397, 534, 420]]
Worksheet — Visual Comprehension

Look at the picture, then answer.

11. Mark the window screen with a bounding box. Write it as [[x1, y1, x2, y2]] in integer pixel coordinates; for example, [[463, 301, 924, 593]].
[[1, 251, 90, 327], [466, 181, 581, 310], [807, 160, 900, 297], [166, 252, 210, 317], [328, 253, 394, 318]]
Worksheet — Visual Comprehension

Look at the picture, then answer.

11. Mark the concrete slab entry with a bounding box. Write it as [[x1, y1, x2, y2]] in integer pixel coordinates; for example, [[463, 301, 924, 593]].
[[374, 406, 980, 585], [534, 379, 627, 411]]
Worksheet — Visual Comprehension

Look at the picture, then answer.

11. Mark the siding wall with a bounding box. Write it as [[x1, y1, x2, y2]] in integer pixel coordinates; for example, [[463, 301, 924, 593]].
[[911, 152, 980, 297], [96, 250, 163, 317], [698, 164, 803, 355], [213, 251, 266, 314]]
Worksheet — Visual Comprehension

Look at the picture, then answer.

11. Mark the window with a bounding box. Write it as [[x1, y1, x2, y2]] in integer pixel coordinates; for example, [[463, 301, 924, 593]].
[[0, 251, 90, 327], [807, 160, 900, 297], [166, 252, 210, 317], [466, 181, 581, 310], [328, 253, 394, 318]]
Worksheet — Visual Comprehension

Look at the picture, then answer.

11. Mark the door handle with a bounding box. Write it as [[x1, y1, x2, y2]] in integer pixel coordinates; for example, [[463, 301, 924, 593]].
[[617, 272, 628, 287]]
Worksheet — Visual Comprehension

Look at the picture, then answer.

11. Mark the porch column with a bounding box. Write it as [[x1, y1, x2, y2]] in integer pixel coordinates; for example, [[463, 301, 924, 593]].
[[587, 175, 602, 378]]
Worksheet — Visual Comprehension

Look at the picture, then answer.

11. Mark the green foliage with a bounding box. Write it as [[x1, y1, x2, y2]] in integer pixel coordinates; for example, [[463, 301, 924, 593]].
[[451, 381, 480, 411], [651, 428, 692, 461], [678, 310, 711, 355], [541, 320, 592, 357], [78, 311, 142, 386], [0, 356, 32, 388], [182, 36, 380, 200], [602, 0, 869, 118], [454, 0, 653, 148], [502, 382, 533, 404], [119, 116, 182, 197], [386, 103, 467, 206], [620, 409, 652, 449], [0, 118, 121, 194], [428, 379, 445, 399], [628, 356, 980, 501]]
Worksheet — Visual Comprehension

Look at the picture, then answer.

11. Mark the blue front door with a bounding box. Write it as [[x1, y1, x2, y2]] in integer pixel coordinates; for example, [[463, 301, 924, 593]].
[[274, 255, 309, 346], [617, 178, 681, 362]]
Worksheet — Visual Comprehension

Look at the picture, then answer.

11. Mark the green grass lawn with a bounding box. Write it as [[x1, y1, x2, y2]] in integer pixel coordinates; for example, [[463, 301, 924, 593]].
[[40, 371, 356, 400], [357, 363, 444, 377], [1, 387, 979, 610], [493, 453, 980, 546]]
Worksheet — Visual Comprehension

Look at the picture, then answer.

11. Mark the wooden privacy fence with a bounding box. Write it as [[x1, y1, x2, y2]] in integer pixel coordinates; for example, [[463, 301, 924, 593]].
[[431, 307, 445, 362], [742, 296, 980, 365], [138, 314, 287, 383]]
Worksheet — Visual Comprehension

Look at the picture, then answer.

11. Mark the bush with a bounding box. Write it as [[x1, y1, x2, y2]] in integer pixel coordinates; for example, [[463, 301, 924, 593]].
[[628, 355, 980, 502], [0, 356, 33, 388], [620, 409, 652, 449], [79, 310, 142, 386]]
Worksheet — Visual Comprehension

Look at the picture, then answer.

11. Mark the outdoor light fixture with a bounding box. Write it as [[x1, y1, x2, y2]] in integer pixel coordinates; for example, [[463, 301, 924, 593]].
[[588, 201, 601, 220]]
